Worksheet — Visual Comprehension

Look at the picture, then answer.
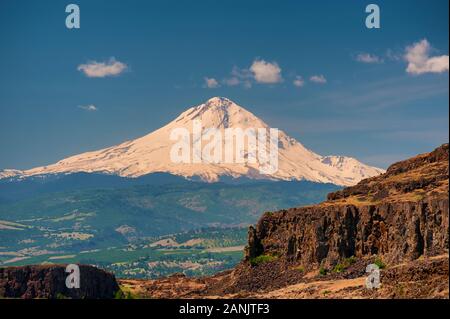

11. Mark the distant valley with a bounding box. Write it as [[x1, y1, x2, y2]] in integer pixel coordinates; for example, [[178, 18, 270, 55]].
[[0, 173, 338, 278]]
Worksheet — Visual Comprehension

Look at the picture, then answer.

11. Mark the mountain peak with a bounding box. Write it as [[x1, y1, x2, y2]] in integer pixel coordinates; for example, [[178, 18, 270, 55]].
[[200, 97, 243, 116], [176, 97, 262, 130], [197, 96, 239, 117], [0, 98, 384, 186], [205, 96, 235, 106]]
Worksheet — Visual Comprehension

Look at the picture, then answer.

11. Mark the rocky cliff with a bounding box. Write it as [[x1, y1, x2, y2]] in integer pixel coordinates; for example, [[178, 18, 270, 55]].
[[222, 144, 448, 293], [0, 264, 120, 299], [245, 144, 448, 268]]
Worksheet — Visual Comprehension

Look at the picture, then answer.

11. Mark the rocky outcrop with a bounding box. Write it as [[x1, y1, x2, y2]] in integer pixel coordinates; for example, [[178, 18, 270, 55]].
[[0, 264, 120, 299], [246, 198, 448, 268], [244, 144, 449, 269], [327, 144, 449, 202]]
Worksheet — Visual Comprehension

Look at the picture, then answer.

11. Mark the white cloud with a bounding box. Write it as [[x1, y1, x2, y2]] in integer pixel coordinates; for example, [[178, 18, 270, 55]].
[[78, 104, 98, 111], [355, 53, 382, 64], [231, 66, 252, 79], [405, 39, 449, 75], [212, 59, 327, 89], [223, 66, 252, 88], [310, 74, 327, 84], [224, 77, 240, 86], [249, 59, 282, 84], [78, 58, 128, 78], [203, 77, 220, 88], [293, 76, 305, 87]]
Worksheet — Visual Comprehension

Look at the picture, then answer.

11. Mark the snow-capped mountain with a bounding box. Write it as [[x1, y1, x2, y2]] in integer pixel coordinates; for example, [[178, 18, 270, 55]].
[[0, 97, 384, 186]]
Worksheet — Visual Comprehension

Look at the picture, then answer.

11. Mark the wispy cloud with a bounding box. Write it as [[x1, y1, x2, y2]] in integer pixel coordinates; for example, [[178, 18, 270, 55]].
[[223, 76, 240, 87], [78, 104, 98, 111], [77, 58, 128, 78], [386, 49, 402, 62], [358, 153, 410, 169], [405, 39, 449, 75], [281, 116, 449, 135], [376, 129, 449, 142], [293, 76, 305, 87], [249, 59, 283, 84], [279, 75, 448, 114], [333, 81, 448, 111], [309, 74, 327, 84], [223, 66, 253, 88], [355, 53, 383, 64], [203, 77, 220, 88]]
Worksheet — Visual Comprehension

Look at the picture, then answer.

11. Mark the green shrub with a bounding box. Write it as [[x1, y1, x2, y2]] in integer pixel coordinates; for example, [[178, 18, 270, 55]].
[[249, 254, 278, 266], [333, 256, 358, 273], [374, 257, 386, 269], [344, 256, 357, 265], [125, 291, 134, 299], [332, 263, 346, 273], [114, 290, 125, 299], [295, 265, 305, 273], [114, 289, 134, 299], [319, 267, 328, 276]]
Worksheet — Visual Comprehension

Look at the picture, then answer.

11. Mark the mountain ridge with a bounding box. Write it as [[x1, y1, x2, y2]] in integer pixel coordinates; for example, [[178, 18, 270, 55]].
[[0, 97, 384, 186]]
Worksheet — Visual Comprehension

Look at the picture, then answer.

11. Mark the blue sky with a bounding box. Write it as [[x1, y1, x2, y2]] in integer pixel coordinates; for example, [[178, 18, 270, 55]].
[[0, 0, 448, 169]]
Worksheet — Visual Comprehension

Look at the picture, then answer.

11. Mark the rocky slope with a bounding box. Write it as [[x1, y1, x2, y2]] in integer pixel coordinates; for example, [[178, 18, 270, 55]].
[[125, 144, 448, 298], [0, 264, 120, 299], [234, 144, 448, 289], [119, 254, 448, 299]]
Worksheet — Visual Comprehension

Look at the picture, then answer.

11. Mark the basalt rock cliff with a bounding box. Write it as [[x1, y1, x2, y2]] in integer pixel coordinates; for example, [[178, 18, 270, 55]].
[[243, 144, 448, 271], [0, 264, 120, 299]]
